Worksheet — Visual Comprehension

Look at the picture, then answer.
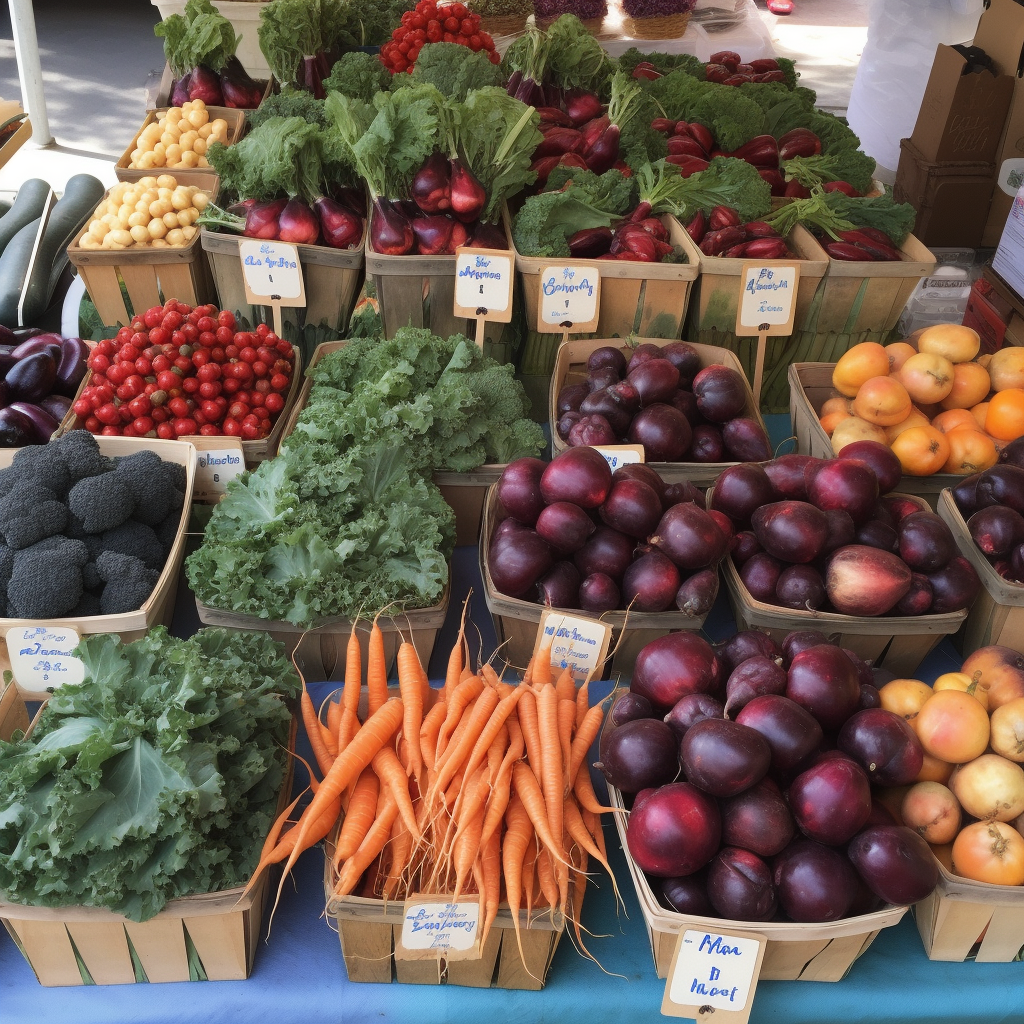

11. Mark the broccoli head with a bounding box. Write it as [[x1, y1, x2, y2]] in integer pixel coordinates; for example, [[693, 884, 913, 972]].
[[13, 536, 89, 572], [95, 551, 159, 615], [7, 547, 85, 618], [82, 560, 103, 593], [52, 429, 113, 481], [100, 520, 167, 571], [113, 451, 181, 527], [67, 473, 135, 535], [154, 511, 183, 552], [409, 43, 503, 100], [324, 51, 392, 103], [0, 483, 69, 550], [11, 444, 71, 497], [70, 592, 101, 617], [0, 543, 12, 616]]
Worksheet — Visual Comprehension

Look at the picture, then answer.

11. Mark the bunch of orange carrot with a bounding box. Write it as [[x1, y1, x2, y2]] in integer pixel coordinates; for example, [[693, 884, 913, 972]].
[[245, 611, 617, 971]]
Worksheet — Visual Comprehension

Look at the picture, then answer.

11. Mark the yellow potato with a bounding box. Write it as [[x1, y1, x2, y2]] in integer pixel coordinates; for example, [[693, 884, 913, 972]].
[[153, 142, 166, 159], [108, 228, 132, 247], [160, 131, 178, 148], [182, 224, 197, 241], [134, 200, 151, 215], [188, 108, 208, 128], [179, 150, 199, 168], [210, 118, 228, 134], [148, 218, 168, 239], [177, 118, 191, 134], [157, 174, 176, 189], [176, 209, 193, 227], [128, 210, 148, 228], [192, 191, 209, 210], [179, 130, 199, 148], [162, 211, 179, 229], [88, 220, 108, 241], [130, 224, 150, 243], [137, 137, 155, 155], [105, 239, 126, 250], [117, 207, 132, 228], [101, 213, 119, 229], [130, 149, 142, 165], [151, 152, 166, 168], [149, 198, 171, 218], [141, 189, 158, 204], [193, 138, 207, 156], [103, 199, 119, 217], [152, 238, 169, 248], [171, 189, 192, 210], [139, 176, 158, 188], [198, 123, 213, 139], [166, 227, 185, 246], [165, 144, 182, 165], [142, 123, 162, 142], [196, 156, 210, 168], [79, 235, 99, 250], [157, 186, 173, 199], [167, 106, 183, 120]]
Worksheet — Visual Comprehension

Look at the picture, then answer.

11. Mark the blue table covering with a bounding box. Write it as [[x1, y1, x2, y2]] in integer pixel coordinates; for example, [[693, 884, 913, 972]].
[[2, 419, 1024, 1023]]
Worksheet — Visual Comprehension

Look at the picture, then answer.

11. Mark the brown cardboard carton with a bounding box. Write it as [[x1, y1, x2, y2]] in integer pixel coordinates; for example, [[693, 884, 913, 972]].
[[908, 44, 1014, 163]]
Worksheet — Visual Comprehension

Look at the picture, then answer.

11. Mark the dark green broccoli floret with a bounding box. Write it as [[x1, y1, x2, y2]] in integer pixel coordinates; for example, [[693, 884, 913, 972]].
[[82, 561, 102, 593], [408, 44, 502, 100], [113, 451, 179, 527], [11, 444, 71, 497], [0, 543, 12, 616], [52, 429, 112, 481], [324, 51, 393, 103], [95, 551, 159, 615], [247, 89, 328, 130], [71, 592, 101, 617], [165, 462, 187, 492], [7, 548, 84, 618], [67, 473, 134, 534], [101, 521, 166, 570], [0, 483, 68, 550], [13, 536, 89, 571], [154, 511, 183, 552]]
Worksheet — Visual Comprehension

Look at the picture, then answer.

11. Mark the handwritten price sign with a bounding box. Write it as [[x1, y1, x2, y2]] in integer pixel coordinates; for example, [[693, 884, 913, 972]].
[[454, 249, 513, 318], [537, 265, 600, 332], [239, 239, 305, 304], [396, 897, 481, 961], [5, 625, 86, 697]]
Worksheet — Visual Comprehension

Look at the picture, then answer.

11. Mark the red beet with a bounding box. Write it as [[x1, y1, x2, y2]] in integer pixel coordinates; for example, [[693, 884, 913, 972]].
[[680, 718, 772, 797], [772, 840, 858, 922], [662, 480, 702, 507], [897, 511, 954, 572], [693, 364, 748, 422], [730, 531, 761, 566], [786, 645, 861, 732], [569, 414, 617, 447], [610, 691, 653, 727], [588, 346, 627, 376], [837, 708, 924, 786], [968, 505, 1024, 558], [707, 847, 777, 921], [821, 509, 857, 554], [574, 526, 636, 580], [927, 555, 981, 613], [763, 454, 820, 500], [449, 159, 486, 222], [536, 560, 581, 607], [665, 693, 725, 740], [625, 782, 721, 877], [690, 424, 725, 462], [838, 440, 902, 495], [580, 388, 632, 435], [535, 501, 596, 552], [721, 777, 794, 857], [736, 695, 823, 780], [597, 717, 679, 793], [716, 630, 782, 674], [725, 656, 788, 717], [314, 196, 363, 248], [370, 197, 414, 254], [613, 462, 667, 501], [752, 501, 828, 563], [807, 460, 879, 526], [676, 569, 719, 617], [740, 552, 784, 603], [711, 464, 777, 525], [600, 479, 663, 539], [488, 528, 554, 598], [660, 873, 715, 916], [632, 632, 721, 711], [781, 631, 831, 666], [623, 550, 681, 611], [628, 358, 680, 405], [723, 419, 773, 462], [579, 571, 621, 611], [411, 150, 452, 213], [498, 458, 546, 525], [540, 447, 612, 508], [627, 343, 664, 371], [789, 756, 872, 845], [847, 826, 939, 904], [627, 404, 692, 461], [650, 503, 727, 570], [558, 383, 590, 415], [776, 564, 826, 611]]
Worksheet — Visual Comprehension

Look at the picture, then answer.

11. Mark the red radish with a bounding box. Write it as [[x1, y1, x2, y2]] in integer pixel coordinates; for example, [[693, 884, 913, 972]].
[[564, 90, 603, 126], [584, 125, 621, 175], [449, 160, 486, 223], [676, 569, 719, 617], [580, 571, 621, 612], [535, 127, 584, 158], [468, 221, 507, 249], [370, 198, 414, 255], [188, 64, 223, 106], [411, 151, 452, 213], [243, 198, 287, 239], [411, 214, 455, 255], [313, 197, 362, 249]]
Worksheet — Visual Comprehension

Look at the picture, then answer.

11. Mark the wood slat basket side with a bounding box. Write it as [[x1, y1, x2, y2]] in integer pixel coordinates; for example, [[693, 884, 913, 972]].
[[201, 226, 365, 340], [0, 436, 197, 700], [0, 712, 295, 986], [606, 782, 908, 981], [936, 488, 1024, 655], [548, 336, 768, 488], [915, 849, 1024, 963], [710, 487, 967, 675], [480, 483, 708, 678], [508, 209, 701, 341], [0, 117, 31, 173], [789, 362, 951, 507], [115, 107, 246, 184], [67, 178, 220, 328]]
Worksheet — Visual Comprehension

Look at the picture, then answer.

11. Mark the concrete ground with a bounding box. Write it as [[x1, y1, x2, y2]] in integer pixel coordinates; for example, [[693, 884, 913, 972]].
[[0, 0, 869, 192]]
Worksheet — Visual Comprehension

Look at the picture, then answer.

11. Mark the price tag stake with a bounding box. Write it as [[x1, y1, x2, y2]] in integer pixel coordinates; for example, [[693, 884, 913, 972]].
[[535, 264, 601, 341], [239, 239, 306, 337], [454, 247, 514, 348], [6, 625, 86, 700], [735, 262, 800, 409]]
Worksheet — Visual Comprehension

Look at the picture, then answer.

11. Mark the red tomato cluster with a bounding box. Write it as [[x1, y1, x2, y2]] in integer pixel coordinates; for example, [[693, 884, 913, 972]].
[[380, 1, 499, 74], [72, 300, 295, 442]]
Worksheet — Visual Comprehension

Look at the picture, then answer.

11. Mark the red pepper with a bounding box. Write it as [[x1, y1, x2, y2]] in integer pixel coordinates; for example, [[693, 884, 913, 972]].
[[728, 134, 779, 169], [687, 123, 715, 154], [744, 237, 789, 258], [784, 179, 811, 198], [749, 58, 780, 72], [744, 221, 779, 239], [710, 50, 741, 69], [686, 210, 707, 244], [758, 168, 786, 196], [825, 241, 875, 261], [709, 205, 741, 230], [778, 128, 822, 161], [665, 155, 710, 176], [651, 117, 676, 134], [821, 180, 861, 197], [704, 63, 732, 83], [668, 135, 709, 159]]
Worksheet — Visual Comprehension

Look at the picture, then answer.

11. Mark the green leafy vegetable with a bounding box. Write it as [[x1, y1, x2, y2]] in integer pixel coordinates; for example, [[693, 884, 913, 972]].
[[0, 628, 299, 922], [543, 15, 616, 95], [782, 151, 876, 196], [246, 89, 329, 131], [635, 157, 771, 223], [334, 0, 414, 46], [647, 71, 766, 150], [608, 70, 668, 169], [155, 0, 237, 76], [258, 0, 345, 90], [763, 187, 916, 245], [410, 43, 504, 100], [616, 47, 704, 79], [323, 51, 393, 103]]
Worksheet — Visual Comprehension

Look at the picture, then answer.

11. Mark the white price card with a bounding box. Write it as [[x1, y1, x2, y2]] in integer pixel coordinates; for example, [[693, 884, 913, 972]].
[[533, 611, 612, 684], [662, 929, 766, 1022], [454, 247, 514, 321], [536, 265, 600, 332], [188, 436, 245, 502], [736, 263, 800, 334], [239, 239, 305, 304], [5, 625, 85, 695], [396, 897, 481, 961], [593, 444, 645, 470]]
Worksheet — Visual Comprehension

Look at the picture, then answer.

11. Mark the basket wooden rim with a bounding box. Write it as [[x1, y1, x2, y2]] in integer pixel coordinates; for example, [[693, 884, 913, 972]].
[[199, 223, 366, 271], [694, 224, 829, 278], [115, 106, 246, 175], [821, 232, 936, 279]]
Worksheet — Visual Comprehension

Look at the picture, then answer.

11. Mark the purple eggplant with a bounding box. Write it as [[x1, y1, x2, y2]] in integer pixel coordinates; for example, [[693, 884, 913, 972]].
[[170, 70, 193, 107], [0, 405, 33, 447], [449, 160, 486, 224], [5, 351, 56, 403], [0, 353, 16, 379], [11, 327, 43, 341], [12, 333, 63, 359], [0, 379, 8, 408], [0, 324, 16, 345], [39, 394, 72, 422], [411, 151, 452, 214], [313, 196, 362, 249], [188, 64, 224, 106], [370, 197, 414, 255], [244, 198, 288, 239], [469, 222, 508, 250], [8, 401, 58, 443], [55, 336, 89, 397], [277, 198, 320, 244]]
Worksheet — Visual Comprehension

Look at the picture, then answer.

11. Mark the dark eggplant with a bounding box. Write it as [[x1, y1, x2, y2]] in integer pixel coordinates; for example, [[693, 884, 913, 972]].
[[38, 393, 72, 422], [55, 336, 89, 397], [0, 405, 34, 447], [11, 333, 63, 359], [7, 400, 58, 442], [4, 351, 56, 402]]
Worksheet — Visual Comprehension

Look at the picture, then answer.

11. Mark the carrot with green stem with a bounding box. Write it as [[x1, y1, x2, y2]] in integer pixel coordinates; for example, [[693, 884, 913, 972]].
[[333, 768, 380, 868], [372, 744, 422, 841], [396, 641, 424, 783]]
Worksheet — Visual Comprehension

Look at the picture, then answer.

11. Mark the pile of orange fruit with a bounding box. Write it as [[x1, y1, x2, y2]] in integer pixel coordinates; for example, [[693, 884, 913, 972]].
[[820, 324, 1024, 476]]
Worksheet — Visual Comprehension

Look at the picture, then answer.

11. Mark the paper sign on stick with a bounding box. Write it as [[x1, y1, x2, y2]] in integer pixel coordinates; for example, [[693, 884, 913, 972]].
[[6, 625, 85, 696], [187, 436, 245, 502], [662, 929, 766, 1022], [536, 265, 601, 333], [533, 611, 612, 683], [454, 246, 514, 347], [396, 896, 481, 961], [593, 444, 644, 470], [239, 239, 305, 336], [735, 262, 800, 410]]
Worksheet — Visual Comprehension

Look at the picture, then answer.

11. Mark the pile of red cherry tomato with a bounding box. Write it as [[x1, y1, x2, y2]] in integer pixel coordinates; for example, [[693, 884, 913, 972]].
[[72, 301, 295, 441], [380, 1, 499, 74]]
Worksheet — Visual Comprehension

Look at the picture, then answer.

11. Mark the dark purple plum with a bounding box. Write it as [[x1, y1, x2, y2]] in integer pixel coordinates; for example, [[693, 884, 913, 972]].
[[597, 718, 678, 793], [680, 718, 771, 797], [707, 847, 776, 921], [664, 693, 725, 741]]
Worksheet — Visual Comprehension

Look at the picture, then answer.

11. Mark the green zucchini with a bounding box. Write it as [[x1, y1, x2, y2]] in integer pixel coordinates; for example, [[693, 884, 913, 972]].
[[18, 173, 106, 325], [0, 179, 51, 258], [0, 215, 42, 324]]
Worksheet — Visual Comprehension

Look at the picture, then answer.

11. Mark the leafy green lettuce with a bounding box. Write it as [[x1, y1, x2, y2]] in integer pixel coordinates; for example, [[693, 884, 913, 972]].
[[0, 628, 299, 922], [155, 0, 237, 76]]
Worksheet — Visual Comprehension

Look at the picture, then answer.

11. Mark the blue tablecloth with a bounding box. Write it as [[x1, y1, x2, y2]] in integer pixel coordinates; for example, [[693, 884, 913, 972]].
[[2, 442, 1024, 1023]]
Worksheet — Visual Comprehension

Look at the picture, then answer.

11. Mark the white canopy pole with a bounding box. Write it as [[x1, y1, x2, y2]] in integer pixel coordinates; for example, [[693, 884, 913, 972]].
[[7, 0, 53, 146]]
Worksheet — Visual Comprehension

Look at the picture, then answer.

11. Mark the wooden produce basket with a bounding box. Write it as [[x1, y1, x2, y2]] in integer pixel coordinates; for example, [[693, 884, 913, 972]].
[[324, 849, 570, 989], [0, 113, 31, 173], [607, 783, 908, 981], [789, 361, 954, 508], [115, 107, 246, 185], [549, 336, 769, 489], [715, 488, 967, 675], [201, 227, 365, 345], [686, 226, 830, 412], [481, 484, 711, 678], [0, 436, 197, 700], [915, 853, 1024, 963], [936, 488, 1024, 656], [57, 345, 302, 469], [510, 212, 701, 344], [67, 176, 219, 328], [0, 713, 295, 986]]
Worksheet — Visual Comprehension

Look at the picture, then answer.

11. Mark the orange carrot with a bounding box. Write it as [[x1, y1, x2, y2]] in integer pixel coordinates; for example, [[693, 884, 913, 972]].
[[555, 664, 575, 703], [437, 675, 484, 755], [522, 836, 538, 917], [532, 644, 552, 688], [419, 701, 447, 771], [536, 685, 564, 861], [480, 828, 501, 948], [372, 744, 422, 841], [382, 817, 412, 901], [454, 686, 524, 798], [431, 687, 500, 799], [397, 641, 424, 783], [517, 688, 544, 776], [326, 698, 342, 743], [480, 719, 524, 848], [503, 793, 532, 970], [452, 811, 483, 900], [557, 698, 575, 779], [486, 724, 508, 784], [444, 599, 469, 702], [258, 790, 305, 865], [574, 678, 591, 730], [301, 683, 334, 777], [333, 769, 379, 867], [564, 795, 621, 908], [512, 762, 569, 867], [573, 764, 618, 815], [367, 620, 388, 716], [480, 663, 503, 689], [567, 703, 605, 787], [333, 790, 399, 898], [535, 848, 559, 911]]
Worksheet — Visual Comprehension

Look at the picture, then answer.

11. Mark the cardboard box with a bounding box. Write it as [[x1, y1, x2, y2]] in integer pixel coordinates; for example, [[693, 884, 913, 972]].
[[907, 43, 1015, 163], [894, 138, 997, 247], [962, 265, 1024, 352]]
